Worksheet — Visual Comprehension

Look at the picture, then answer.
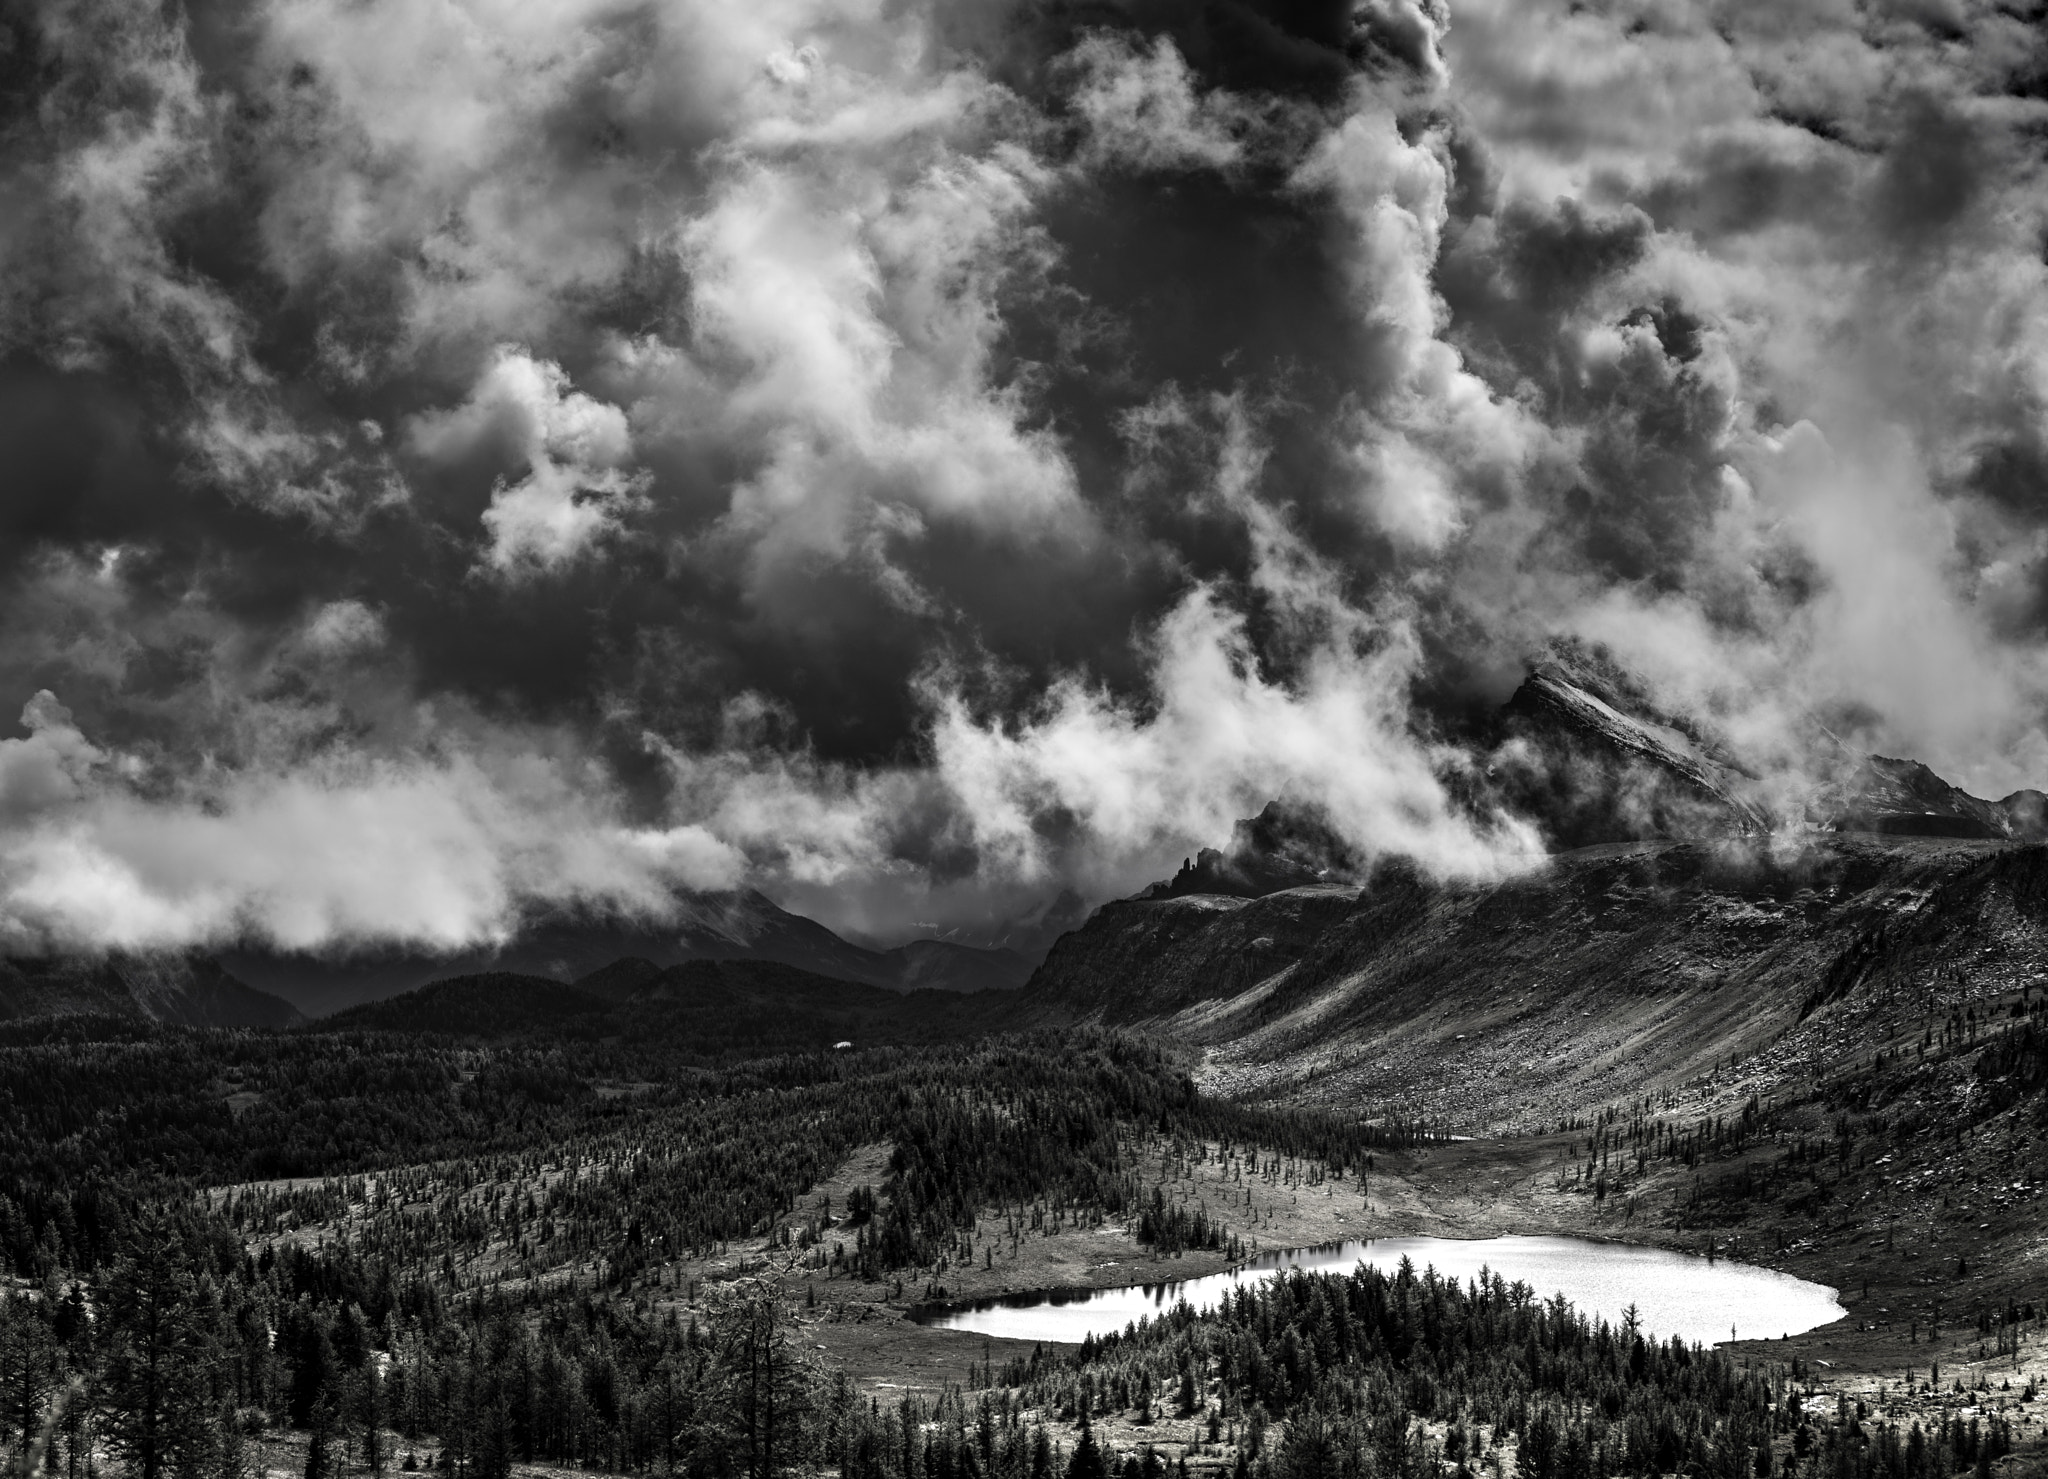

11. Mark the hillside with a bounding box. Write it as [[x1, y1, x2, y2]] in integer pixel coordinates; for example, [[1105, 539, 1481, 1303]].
[[0, 953, 303, 1028], [226, 888, 1034, 1016], [321, 955, 1026, 1059], [1031, 834, 2045, 1126], [1026, 653, 2048, 1129]]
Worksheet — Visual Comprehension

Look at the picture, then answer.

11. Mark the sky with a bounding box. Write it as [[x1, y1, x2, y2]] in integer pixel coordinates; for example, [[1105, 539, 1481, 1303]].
[[0, 0, 2045, 955]]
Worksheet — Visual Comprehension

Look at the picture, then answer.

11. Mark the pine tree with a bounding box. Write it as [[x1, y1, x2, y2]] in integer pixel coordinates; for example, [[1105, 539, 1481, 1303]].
[[705, 1281, 808, 1479], [361, 1364, 385, 1478], [217, 1408, 246, 1479], [96, 1217, 218, 1479], [1030, 1430, 1055, 1479], [1066, 1419, 1108, 1479], [0, 1297, 55, 1460]]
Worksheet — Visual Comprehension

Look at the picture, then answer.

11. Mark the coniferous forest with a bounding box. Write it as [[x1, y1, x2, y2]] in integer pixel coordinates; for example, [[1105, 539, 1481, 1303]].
[[0, 992, 2037, 1479]]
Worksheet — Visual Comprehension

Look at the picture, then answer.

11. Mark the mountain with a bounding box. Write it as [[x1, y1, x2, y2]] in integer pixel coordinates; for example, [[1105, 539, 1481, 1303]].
[[1023, 651, 2048, 1122], [1144, 802, 1360, 900], [1823, 754, 2048, 841], [1490, 656, 1774, 847], [0, 954, 304, 1028], [226, 888, 1033, 1017], [323, 956, 1022, 1058], [666, 891, 1034, 993], [1029, 833, 2047, 1124], [1487, 649, 2048, 850], [896, 890, 1094, 960]]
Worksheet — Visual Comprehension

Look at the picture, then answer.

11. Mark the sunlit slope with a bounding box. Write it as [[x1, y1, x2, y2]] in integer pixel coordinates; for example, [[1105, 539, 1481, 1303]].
[[1030, 836, 2048, 1124]]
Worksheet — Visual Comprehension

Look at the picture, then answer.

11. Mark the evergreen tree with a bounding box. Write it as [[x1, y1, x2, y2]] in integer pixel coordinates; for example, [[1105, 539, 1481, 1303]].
[[1030, 1430, 1055, 1479], [1273, 1409, 1343, 1479], [216, 1408, 246, 1479], [1517, 1408, 1561, 1479], [707, 1282, 808, 1479], [96, 1217, 218, 1479], [1066, 1419, 1108, 1479], [361, 1364, 385, 1477], [0, 1297, 55, 1460]]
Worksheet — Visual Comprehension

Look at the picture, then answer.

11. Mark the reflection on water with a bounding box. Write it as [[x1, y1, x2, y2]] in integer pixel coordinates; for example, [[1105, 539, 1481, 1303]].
[[916, 1234, 1844, 1347]]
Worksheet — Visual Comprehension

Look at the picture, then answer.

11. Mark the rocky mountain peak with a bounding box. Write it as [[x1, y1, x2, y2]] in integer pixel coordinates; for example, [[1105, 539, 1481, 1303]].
[[1141, 801, 1361, 900]]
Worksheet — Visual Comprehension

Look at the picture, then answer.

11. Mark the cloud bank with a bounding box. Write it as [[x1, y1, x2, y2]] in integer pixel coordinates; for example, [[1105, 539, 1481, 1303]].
[[0, 0, 2044, 950]]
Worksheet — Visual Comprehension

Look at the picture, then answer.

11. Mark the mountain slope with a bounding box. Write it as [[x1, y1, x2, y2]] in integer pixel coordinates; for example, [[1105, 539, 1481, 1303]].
[[227, 889, 1033, 1016], [1018, 650, 2048, 1128], [1825, 754, 2048, 840], [0, 954, 304, 1028], [324, 956, 1022, 1058], [1029, 834, 2046, 1127]]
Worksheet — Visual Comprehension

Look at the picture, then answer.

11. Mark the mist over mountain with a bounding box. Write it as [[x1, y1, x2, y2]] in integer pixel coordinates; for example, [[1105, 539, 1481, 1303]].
[[152, 649, 2042, 1018], [0, 953, 301, 1028], [223, 886, 1036, 1017], [1019, 652, 2048, 1121]]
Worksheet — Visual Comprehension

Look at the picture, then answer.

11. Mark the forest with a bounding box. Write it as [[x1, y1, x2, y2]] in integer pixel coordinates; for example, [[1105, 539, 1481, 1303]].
[[0, 998, 2035, 1479]]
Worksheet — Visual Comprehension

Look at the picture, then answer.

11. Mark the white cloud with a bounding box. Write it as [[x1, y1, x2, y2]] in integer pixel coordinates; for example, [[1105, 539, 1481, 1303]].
[[1062, 34, 1257, 172], [678, 128, 1085, 601], [0, 694, 106, 826], [1295, 108, 1540, 553], [923, 585, 1543, 890], [0, 696, 744, 954], [411, 347, 649, 573], [301, 600, 387, 657]]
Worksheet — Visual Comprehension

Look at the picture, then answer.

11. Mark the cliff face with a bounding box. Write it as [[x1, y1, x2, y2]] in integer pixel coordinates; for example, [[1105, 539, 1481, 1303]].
[[1493, 664, 1774, 846]]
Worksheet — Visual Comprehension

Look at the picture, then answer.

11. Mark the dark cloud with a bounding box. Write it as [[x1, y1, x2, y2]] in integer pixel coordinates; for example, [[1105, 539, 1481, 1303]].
[[1872, 92, 1991, 244], [1632, 129, 1859, 237], [988, 0, 1367, 103], [0, 0, 2043, 951], [1438, 195, 1653, 370]]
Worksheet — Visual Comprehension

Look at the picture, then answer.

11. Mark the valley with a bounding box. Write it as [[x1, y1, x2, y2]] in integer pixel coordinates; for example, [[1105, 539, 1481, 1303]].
[[5, 659, 2048, 1479]]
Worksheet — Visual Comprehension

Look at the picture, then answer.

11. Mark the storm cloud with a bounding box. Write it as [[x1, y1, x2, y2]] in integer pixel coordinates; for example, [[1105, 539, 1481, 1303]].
[[1, 0, 2044, 951]]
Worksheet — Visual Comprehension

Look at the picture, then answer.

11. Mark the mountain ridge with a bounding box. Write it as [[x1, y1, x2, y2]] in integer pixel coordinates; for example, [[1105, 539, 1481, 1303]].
[[319, 955, 1023, 1058], [0, 954, 303, 1029], [1019, 653, 2048, 1123], [222, 887, 1035, 1017]]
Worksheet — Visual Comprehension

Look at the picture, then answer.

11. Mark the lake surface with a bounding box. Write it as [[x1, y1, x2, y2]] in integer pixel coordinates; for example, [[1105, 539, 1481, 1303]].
[[918, 1235, 1844, 1347]]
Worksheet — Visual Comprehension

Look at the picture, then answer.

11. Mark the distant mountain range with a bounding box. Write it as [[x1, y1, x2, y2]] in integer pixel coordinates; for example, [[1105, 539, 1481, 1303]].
[[0, 883, 1060, 1027], [0, 954, 303, 1029], [6, 648, 2045, 1035], [313, 956, 1020, 1057], [220, 886, 1042, 1017]]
